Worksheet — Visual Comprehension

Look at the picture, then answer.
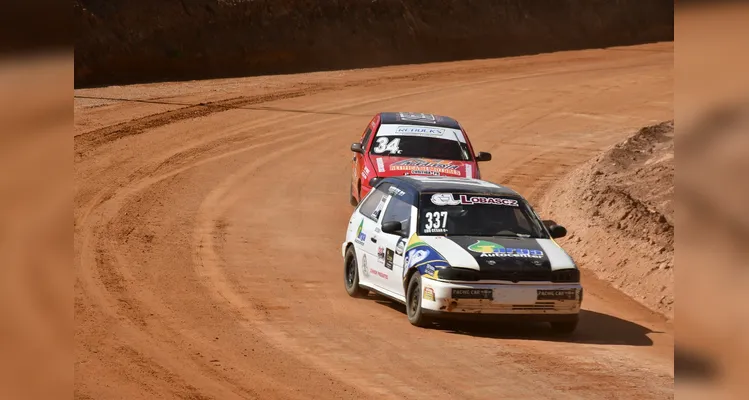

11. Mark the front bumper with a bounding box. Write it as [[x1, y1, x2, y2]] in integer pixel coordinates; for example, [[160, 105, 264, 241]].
[[420, 276, 582, 317]]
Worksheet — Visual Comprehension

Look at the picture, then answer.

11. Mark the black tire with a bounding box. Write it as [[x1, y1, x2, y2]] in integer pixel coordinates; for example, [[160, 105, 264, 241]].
[[344, 247, 368, 298], [406, 273, 432, 327], [550, 317, 579, 335], [349, 179, 359, 206], [350, 192, 358, 207]]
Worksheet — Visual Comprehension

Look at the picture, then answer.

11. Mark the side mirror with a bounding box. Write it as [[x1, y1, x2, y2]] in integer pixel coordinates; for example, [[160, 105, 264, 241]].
[[369, 177, 383, 187], [381, 221, 404, 236], [548, 224, 567, 239], [476, 151, 492, 162], [350, 143, 364, 153]]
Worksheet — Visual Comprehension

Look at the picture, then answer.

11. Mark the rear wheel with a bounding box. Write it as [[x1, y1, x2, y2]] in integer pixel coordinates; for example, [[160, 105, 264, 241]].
[[550, 317, 579, 335], [406, 273, 431, 327], [344, 246, 368, 298]]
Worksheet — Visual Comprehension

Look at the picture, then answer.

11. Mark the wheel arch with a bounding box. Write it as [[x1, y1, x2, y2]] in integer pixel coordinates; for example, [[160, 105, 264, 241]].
[[344, 242, 356, 260], [403, 266, 419, 294]]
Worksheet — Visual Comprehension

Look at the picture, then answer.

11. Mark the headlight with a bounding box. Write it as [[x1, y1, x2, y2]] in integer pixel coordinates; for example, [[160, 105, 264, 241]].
[[434, 267, 480, 282], [551, 268, 580, 283]]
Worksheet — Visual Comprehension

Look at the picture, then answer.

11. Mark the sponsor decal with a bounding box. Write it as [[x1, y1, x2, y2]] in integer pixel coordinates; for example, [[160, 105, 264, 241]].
[[354, 220, 366, 244], [390, 158, 461, 176], [430, 193, 519, 207], [362, 166, 371, 180], [371, 268, 389, 280], [405, 249, 430, 269], [395, 239, 406, 256], [465, 164, 472, 179], [376, 157, 385, 173], [537, 289, 577, 301], [423, 287, 435, 301], [372, 196, 387, 220], [361, 254, 369, 278], [430, 193, 461, 206], [377, 246, 385, 262], [402, 234, 451, 278], [388, 186, 406, 197], [424, 264, 436, 277], [395, 126, 445, 136], [384, 248, 394, 270], [404, 170, 440, 176], [467, 240, 544, 259], [452, 288, 494, 300]]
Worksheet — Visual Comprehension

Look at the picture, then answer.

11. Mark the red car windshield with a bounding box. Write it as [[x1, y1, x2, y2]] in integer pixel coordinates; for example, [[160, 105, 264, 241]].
[[369, 135, 472, 161]]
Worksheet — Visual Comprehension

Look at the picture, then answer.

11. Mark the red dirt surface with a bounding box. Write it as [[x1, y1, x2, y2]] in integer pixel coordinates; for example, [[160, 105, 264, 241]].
[[73, 0, 674, 87], [541, 121, 674, 319], [75, 43, 674, 399]]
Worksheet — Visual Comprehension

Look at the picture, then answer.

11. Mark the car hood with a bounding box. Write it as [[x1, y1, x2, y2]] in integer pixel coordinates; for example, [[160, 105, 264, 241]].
[[368, 155, 477, 179], [416, 235, 576, 272]]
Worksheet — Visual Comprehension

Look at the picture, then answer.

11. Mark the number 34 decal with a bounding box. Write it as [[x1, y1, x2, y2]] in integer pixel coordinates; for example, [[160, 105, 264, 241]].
[[372, 137, 402, 154]]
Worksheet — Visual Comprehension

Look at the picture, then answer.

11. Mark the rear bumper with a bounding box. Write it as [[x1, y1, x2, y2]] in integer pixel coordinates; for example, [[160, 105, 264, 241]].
[[420, 276, 582, 318]]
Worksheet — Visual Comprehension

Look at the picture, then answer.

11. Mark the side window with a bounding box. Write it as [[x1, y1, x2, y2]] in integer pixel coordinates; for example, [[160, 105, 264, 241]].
[[360, 127, 373, 149], [381, 193, 413, 236], [358, 188, 388, 221]]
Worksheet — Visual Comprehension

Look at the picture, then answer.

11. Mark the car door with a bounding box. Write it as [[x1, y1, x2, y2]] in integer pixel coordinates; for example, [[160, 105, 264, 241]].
[[373, 186, 416, 297], [352, 185, 390, 287]]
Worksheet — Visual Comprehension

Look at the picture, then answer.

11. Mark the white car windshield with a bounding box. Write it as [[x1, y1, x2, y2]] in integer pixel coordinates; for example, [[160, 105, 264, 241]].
[[418, 192, 549, 238]]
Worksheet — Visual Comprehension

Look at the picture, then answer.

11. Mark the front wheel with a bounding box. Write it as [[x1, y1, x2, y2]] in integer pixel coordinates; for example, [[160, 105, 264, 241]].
[[344, 247, 368, 298], [406, 273, 432, 327], [349, 178, 358, 206]]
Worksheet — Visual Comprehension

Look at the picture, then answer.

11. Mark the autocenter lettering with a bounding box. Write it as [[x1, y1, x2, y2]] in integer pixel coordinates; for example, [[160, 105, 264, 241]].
[[479, 248, 544, 259]]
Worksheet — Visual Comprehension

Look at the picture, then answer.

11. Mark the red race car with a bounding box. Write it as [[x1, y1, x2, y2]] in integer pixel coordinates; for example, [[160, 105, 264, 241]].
[[349, 112, 492, 206]]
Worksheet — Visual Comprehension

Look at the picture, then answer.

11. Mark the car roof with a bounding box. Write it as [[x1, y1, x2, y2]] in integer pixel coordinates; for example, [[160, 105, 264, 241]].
[[379, 112, 462, 130], [380, 176, 522, 197]]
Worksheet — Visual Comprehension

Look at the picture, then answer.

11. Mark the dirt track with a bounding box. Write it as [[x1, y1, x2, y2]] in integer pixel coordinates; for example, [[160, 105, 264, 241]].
[[74, 42, 674, 399]]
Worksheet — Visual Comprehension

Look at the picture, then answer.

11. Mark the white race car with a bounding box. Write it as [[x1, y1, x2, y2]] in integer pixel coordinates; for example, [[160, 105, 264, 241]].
[[341, 176, 583, 333]]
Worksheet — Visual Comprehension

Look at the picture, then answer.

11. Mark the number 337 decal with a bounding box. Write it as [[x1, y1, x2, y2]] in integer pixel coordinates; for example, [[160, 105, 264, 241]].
[[423, 211, 447, 233], [372, 137, 402, 154]]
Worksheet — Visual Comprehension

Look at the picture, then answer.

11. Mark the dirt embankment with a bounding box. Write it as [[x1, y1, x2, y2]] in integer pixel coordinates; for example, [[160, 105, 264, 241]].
[[542, 121, 674, 319], [74, 0, 673, 88]]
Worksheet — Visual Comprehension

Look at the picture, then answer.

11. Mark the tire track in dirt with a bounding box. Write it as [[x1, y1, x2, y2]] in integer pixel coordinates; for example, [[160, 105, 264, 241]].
[[74, 55, 664, 156], [78, 83, 478, 398]]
